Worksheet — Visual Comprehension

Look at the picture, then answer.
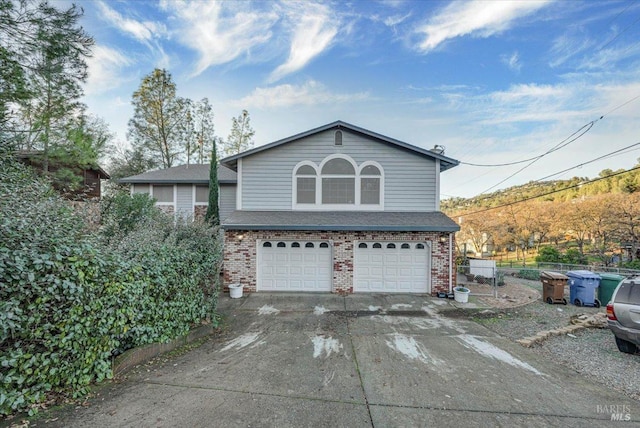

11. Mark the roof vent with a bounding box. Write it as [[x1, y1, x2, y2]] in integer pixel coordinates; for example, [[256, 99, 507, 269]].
[[430, 145, 445, 154]]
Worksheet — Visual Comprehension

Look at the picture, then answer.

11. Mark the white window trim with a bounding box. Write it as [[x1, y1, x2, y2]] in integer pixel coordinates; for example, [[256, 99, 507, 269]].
[[150, 184, 176, 219], [236, 158, 243, 210], [292, 155, 384, 211]]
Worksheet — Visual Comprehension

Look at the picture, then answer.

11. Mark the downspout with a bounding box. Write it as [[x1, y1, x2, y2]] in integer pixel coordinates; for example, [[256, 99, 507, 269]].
[[449, 233, 453, 293]]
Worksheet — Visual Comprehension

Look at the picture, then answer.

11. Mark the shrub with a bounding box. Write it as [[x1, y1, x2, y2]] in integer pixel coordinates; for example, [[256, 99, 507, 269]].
[[1, 156, 221, 416], [517, 269, 540, 281], [535, 246, 561, 263], [0, 159, 126, 415], [562, 248, 587, 265]]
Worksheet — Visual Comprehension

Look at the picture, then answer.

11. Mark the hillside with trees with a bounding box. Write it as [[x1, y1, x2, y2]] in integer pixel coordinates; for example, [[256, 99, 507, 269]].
[[443, 162, 640, 268]]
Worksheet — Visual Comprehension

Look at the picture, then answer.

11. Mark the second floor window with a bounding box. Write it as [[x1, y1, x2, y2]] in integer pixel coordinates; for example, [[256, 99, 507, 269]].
[[321, 158, 355, 204], [293, 156, 383, 209]]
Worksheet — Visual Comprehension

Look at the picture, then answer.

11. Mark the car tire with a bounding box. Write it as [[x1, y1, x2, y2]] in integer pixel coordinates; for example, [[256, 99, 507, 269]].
[[615, 336, 638, 354], [546, 297, 553, 304]]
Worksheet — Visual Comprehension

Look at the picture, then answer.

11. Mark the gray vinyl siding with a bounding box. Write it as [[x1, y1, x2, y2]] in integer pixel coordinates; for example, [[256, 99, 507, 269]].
[[241, 129, 438, 211], [219, 184, 236, 220], [176, 184, 193, 220]]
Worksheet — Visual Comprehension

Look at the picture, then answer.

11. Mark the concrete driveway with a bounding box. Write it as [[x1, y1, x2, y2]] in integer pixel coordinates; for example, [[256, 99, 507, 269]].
[[43, 294, 639, 427]]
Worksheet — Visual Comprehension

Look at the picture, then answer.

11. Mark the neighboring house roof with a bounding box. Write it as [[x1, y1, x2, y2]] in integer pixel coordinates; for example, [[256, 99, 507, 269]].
[[222, 211, 461, 232], [220, 120, 459, 172], [118, 164, 237, 184], [15, 150, 111, 179]]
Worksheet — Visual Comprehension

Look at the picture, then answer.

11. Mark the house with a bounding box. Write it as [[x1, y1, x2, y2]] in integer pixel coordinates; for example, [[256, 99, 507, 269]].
[[220, 121, 460, 296], [118, 163, 237, 221], [16, 150, 111, 199], [119, 121, 461, 295]]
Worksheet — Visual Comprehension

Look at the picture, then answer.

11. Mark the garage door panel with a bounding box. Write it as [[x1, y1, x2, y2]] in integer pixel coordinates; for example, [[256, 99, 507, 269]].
[[355, 241, 430, 293], [258, 241, 332, 292]]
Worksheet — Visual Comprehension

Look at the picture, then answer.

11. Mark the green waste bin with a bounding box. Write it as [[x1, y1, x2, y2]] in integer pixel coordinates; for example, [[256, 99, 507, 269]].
[[597, 273, 624, 305]]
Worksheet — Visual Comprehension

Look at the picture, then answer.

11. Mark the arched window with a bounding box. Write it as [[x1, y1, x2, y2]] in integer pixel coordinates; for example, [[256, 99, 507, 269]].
[[360, 164, 381, 205], [416, 243, 425, 249], [277, 242, 286, 248], [305, 242, 315, 248], [334, 130, 343, 146], [373, 243, 382, 249], [321, 158, 355, 204], [387, 243, 396, 249], [292, 156, 384, 209], [295, 164, 316, 204], [291, 242, 300, 248], [263, 242, 272, 247], [401, 243, 410, 249], [358, 243, 368, 248], [319, 242, 329, 248]]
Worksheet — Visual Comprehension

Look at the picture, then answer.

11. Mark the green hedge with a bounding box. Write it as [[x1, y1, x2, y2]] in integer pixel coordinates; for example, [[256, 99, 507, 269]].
[[0, 157, 221, 416]]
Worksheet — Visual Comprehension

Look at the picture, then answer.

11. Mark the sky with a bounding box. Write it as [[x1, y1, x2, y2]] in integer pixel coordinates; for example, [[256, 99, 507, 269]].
[[78, 0, 640, 199]]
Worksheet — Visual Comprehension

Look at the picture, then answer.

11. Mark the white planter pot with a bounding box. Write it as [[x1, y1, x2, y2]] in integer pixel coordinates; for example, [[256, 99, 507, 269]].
[[454, 287, 470, 303], [229, 283, 244, 299]]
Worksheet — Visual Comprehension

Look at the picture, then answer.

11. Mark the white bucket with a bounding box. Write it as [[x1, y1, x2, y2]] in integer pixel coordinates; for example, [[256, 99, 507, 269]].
[[229, 283, 244, 299], [454, 287, 470, 303]]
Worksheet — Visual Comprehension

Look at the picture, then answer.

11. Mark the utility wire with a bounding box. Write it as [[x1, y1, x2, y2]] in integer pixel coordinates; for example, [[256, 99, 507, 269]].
[[598, 11, 640, 52], [478, 121, 596, 194], [460, 121, 595, 167], [536, 141, 640, 182], [457, 165, 640, 218]]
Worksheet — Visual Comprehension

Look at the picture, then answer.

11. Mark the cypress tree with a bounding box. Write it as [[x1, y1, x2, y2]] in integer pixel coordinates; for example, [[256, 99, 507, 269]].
[[205, 140, 220, 226]]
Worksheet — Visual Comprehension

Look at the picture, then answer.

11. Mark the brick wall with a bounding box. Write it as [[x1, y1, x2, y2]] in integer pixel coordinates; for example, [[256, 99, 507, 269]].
[[223, 229, 455, 295], [194, 205, 207, 221]]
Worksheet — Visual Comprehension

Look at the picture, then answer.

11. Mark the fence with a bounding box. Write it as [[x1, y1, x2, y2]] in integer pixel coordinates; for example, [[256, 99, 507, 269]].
[[502, 262, 640, 277], [456, 264, 499, 298]]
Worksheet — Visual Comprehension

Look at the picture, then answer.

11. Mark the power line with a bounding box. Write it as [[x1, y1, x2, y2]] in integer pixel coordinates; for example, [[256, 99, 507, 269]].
[[598, 10, 640, 52], [457, 165, 640, 218], [536, 141, 640, 182], [478, 121, 596, 194], [460, 121, 595, 168]]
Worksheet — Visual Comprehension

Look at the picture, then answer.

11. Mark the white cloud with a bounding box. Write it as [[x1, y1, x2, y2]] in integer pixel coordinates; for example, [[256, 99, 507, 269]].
[[501, 51, 521, 72], [97, 1, 164, 43], [269, 3, 339, 83], [384, 11, 412, 27], [415, 0, 550, 52], [237, 80, 369, 108], [549, 31, 593, 68], [84, 45, 133, 95], [160, 1, 278, 76]]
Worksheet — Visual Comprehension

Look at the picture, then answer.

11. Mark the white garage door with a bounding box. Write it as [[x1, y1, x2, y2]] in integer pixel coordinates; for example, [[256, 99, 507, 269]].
[[257, 240, 332, 291], [354, 241, 430, 293]]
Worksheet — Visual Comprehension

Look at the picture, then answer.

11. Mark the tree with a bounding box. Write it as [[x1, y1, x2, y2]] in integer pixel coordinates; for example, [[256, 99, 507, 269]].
[[128, 68, 188, 168], [187, 98, 216, 164], [222, 109, 254, 156], [0, 0, 93, 170], [106, 143, 158, 181], [205, 139, 220, 226]]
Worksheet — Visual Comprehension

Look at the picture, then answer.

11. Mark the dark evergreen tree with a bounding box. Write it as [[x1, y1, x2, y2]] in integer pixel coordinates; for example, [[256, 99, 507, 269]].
[[205, 139, 220, 226]]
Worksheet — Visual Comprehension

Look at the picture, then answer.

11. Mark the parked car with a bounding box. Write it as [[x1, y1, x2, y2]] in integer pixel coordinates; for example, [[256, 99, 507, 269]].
[[606, 277, 640, 354]]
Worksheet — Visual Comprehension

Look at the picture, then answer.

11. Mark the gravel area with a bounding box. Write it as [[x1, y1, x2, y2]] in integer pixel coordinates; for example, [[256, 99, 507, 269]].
[[453, 275, 640, 402]]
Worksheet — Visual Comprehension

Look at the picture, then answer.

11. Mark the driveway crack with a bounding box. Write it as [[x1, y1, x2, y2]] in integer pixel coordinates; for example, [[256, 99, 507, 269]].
[[345, 310, 375, 428]]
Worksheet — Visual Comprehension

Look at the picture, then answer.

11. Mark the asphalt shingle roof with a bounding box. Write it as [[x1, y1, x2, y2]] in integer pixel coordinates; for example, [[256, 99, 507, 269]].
[[118, 164, 236, 184], [222, 210, 460, 232]]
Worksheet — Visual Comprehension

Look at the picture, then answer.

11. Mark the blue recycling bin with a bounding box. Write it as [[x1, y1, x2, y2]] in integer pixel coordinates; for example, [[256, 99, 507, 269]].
[[567, 270, 601, 307]]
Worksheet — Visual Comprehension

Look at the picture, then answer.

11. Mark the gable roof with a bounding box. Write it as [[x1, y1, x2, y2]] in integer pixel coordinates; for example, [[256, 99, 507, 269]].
[[220, 120, 459, 171], [119, 164, 236, 184]]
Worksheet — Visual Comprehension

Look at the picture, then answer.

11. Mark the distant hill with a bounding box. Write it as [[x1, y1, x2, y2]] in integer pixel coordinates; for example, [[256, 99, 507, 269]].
[[441, 165, 640, 214]]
